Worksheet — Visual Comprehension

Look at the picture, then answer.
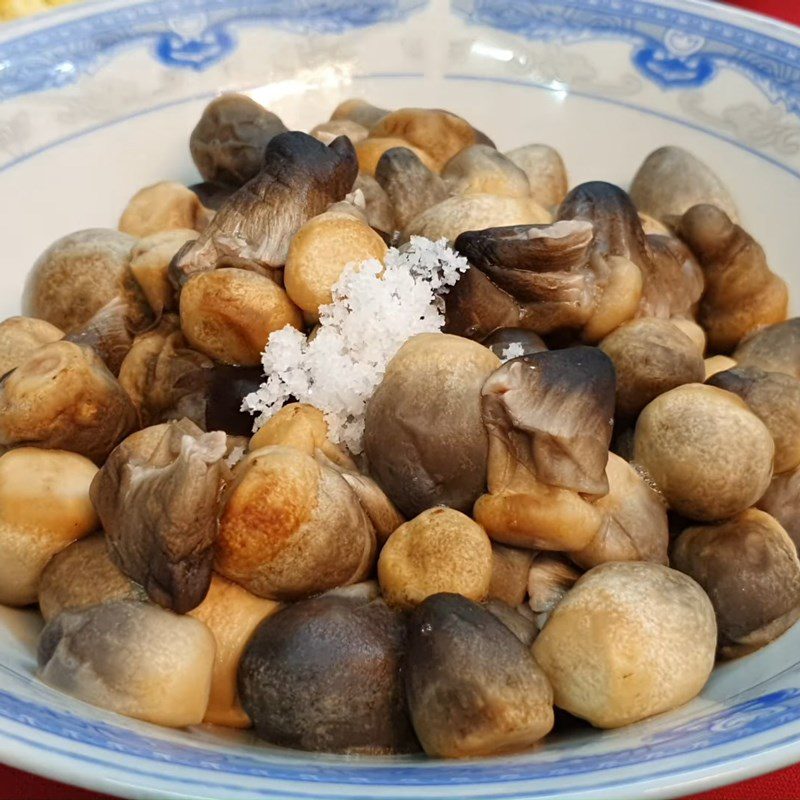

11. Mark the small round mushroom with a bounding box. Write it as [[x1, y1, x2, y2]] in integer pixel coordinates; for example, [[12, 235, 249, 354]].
[[355, 137, 438, 176], [119, 181, 212, 238], [364, 333, 500, 517], [532, 562, 716, 728], [404, 193, 551, 242], [378, 507, 492, 609], [0, 341, 138, 464], [708, 366, 800, 474], [179, 268, 303, 365], [0, 316, 63, 377], [734, 318, 800, 380], [284, 212, 388, 316], [633, 383, 774, 521], [488, 542, 535, 607], [0, 448, 98, 606], [190, 93, 288, 187], [442, 145, 530, 198], [758, 465, 800, 551], [504, 144, 568, 207], [600, 318, 706, 419], [189, 574, 279, 727], [38, 600, 215, 727], [405, 593, 554, 757], [353, 173, 396, 234], [311, 119, 369, 146], [216, 445, 375, 600], [630, 146, 738, 223], [330, 98, 390, 130], [239, 594, 417, 753], [676, 205, 788, 353], [23, 229, 148, 333], [38, 534, 146, 622], [673, 509, 800, 659], [130, 228, 197, 314]]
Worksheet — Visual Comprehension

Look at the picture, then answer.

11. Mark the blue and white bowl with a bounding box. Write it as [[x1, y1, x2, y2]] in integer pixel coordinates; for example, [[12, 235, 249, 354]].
[[1, 0, 800, 797]]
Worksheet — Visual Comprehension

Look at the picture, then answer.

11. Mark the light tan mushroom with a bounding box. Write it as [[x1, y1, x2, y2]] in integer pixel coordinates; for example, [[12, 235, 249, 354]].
[[355, 137, 437, 176], [311, 119, 369, 146], [504, 144, 568, 208], [670, 318, 707, 354], [330, 98, 389, 129], [532, 562, 716, 728], [488, 543, 535, 607], [130, 228, 198, 314], [119, 181, 213, 238], [442, 145, 531, 198], [0, 316, 63, 377], [638, 213, 671, 236], [704, 355, 737, 380], [0, 448, 98, 606]]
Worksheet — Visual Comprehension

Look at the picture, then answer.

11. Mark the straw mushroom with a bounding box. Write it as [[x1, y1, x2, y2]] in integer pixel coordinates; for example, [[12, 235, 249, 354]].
[[504, 144, 568, 207], [38, 600, 215, 727], [633, 383, 774, 520], [639, 234, 704, 320], [0, 316, 63, 377], [758, 466, 800, 551], [483, 328, 547, 360], [119, 181, 212, 238], [734, 318, 800, 380], [705, 355, 737, 380], [64, 298, 135, 376], [0, 448, 98, 606], [130, 228, 197, 315], [532, 562, 716, 728], [353, 173, 396, 234], [205, 364, 264, 436], [91, 420, 227, 613], [311, 119, 369, 146], [330, 98, 389, 129], [488, 542, 535, 607], [189, 182, 234, 211], [405, 593, 554, 757], [442, 145, 531, 198], [527, 553, 581, 619], [484, 599, 538, 646], [673, 509, 800, 658]]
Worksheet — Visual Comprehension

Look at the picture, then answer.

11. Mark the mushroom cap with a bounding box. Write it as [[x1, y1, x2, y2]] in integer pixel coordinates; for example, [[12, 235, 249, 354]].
[[488, 542, 535, 607], [0, 340, 138, 464], [708, 366, 800, 473], [484, 599, 538, 646], [311, 119, 369, 146], [527, 553, 581, 617], [189, 181, 235, 211], [633, 383, 774, 520], [353, 173, 396, 234], [600, 318, 706, 418], [119, 181, 212, 238], [179, 267, 302, 366], [38, 534, 146, 622], [405, 593, 554, 757], [378, 507, 492, 609], [239, 594, 418, 753], [704, 355, 737, 380], [130, 228, 197, 314], [734, 318, 800, 380], [330, 98, 390, 130], [405, 194, 551, 243], [355, 137, 437, 176], [504, 144, 568, 207], [190, 93, 288, 187], [532, 562, 716, 728], [759, 465, 800, 552], [639, 234, 705, 320], [284, 213, 387, 316], [23, 228, 144, 334], [673, 509, 800, 658], [442, 145, 531, 198], [0, 448, 98, 606], [38, 600, 215, 727], [216, 445, 375, 600], [0, 316, 63, 378], [189, 574, 280, 728], [630, 146, 738, 223], [364, 333, 500, 517]]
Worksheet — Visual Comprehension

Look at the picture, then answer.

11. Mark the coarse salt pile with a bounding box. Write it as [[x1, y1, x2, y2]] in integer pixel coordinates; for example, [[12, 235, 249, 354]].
[[243, 236, 469, 453]]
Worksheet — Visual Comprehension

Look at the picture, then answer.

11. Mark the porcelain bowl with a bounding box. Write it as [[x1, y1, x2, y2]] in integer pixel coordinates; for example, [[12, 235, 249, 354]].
[[1, 0, 800, 797]]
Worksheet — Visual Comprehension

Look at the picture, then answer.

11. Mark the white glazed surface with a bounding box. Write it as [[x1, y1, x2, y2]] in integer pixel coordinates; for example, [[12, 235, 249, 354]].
[[1, 0, 800, 798]]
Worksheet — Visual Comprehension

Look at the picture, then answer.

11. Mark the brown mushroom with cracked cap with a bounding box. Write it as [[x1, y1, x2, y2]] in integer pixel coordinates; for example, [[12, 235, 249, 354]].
[[38, 600, 215, 727], [0, 448, 98, 606], [708, 366, 800, 474], [504, 144, 568, 207], [130, 228, 197, 315], [180, 268, 302, 365], [23, 228, 150, 334], [171, 132, 358, 284], [633, 383, 774, 521], [571, 452, 668, 569], [675, 204, 788, 353], [630, 146, 738, 223], [91, 420, 227, 613], [532, 562, 716, 728], [190, 93, 288, 187], [0, 316, 63, 378], [0, 341, 138, 463], [474, 347, 616, 551], [216, 445, 375, 600], [405, 593, 554, 757], [239, 593, 417, 753], [119, 181, 213, 238], [378, 507, 492, 609], [673, 509, 800, 659], [189, 574, 279, 727], [600, 318, 705, 419], [759, 466, 800, 551], [353, 173, 396, 234], [734, 318, 800, 380], [489, 542, 535, 607], [330, 98, 389, 129], [364, 333, 500, 517], [442, 145, 531, 198], [311, 119, 369, 146], [38, 534, 147, 622]]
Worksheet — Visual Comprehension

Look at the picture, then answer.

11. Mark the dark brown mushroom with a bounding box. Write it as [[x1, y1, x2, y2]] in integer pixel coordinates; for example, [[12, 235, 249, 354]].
[[238, 594, 418, 753], [353, 173, 396, 234], [205, 364, 264, 436], [90, 420, 227, 613], [733, 318, 800, 379], [673, 509, 800, 658], [189, 181, 235, 211], [405, 593, 553, 757]]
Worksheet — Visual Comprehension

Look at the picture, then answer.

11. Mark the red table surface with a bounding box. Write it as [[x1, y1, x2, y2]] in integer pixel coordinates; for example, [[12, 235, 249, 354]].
[[2, 0, 800, 799]]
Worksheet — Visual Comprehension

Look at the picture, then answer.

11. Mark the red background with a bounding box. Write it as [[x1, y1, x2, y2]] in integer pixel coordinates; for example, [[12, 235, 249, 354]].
[[2, 0, 799, 798]]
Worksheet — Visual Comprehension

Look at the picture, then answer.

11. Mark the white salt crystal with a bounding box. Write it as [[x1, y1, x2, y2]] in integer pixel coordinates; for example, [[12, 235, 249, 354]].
[[243, 236, 468, 453], [501, 342, 525, 362]]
